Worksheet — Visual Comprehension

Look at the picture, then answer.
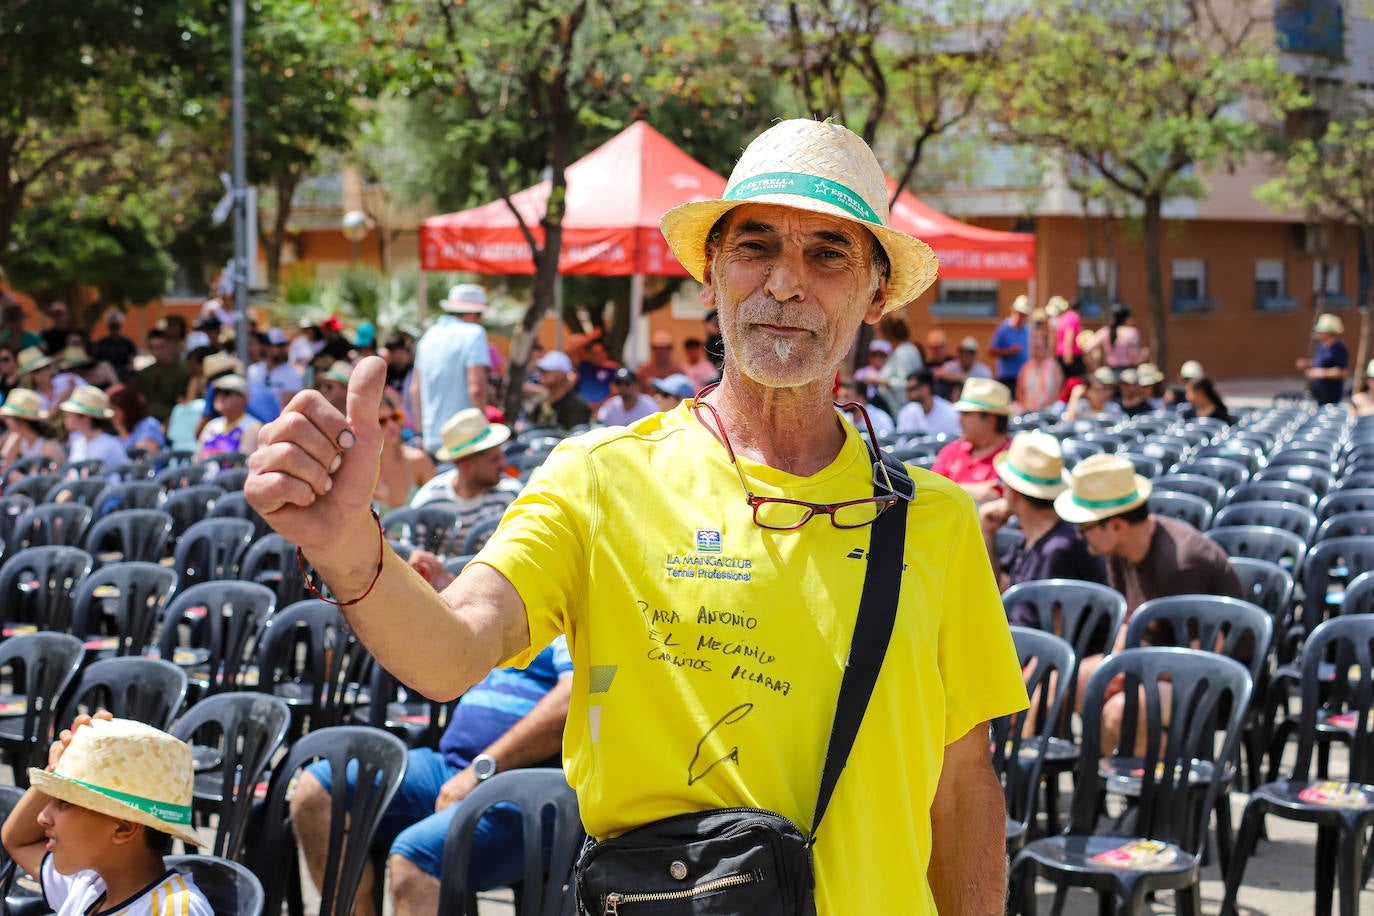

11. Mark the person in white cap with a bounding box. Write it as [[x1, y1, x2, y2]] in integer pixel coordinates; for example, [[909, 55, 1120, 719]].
[[411, 283, 492, 453], [1297, 312, 1349, 405], [979, 431, 1105, 600], [596, 367, 659, 427], [931, 376, 1014, 503], [195, 374, 260, 460], [2, 713, 213, 916], [523, 350, 591, 430], [989, 294, 1032, 391], [933, 335, 992, 401], [246, 118, 1026, 914], [1054, 454, 1242, 752]]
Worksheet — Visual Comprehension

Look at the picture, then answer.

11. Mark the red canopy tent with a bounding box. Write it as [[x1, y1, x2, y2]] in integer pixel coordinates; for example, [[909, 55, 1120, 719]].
[[420, 121, 725, 277], [886, 184, 1036, 281]]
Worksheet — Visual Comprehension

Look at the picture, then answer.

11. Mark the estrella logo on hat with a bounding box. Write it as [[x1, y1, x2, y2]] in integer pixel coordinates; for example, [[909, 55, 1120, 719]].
[[695, 529, 722, 554]]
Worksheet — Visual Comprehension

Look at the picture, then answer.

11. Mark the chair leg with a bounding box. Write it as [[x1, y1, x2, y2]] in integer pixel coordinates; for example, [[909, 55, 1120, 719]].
[[1316, 824, 1336, 916], [1214, 792, 1234, 879], [1221, 803, 1265, 916], [1008, 855, 1036, 916], [1337, 822, 1361, 916], [1177, 879, 1202, 916]]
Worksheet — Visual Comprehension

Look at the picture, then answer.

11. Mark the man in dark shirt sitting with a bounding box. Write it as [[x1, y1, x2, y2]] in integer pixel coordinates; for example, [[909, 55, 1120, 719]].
[[1055, 454, 1242, 752], [980, 431, 1105, 623]]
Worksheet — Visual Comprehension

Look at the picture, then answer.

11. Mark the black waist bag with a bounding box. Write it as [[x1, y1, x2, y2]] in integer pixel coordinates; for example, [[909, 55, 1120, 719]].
[[575, 807, 814, 915], [574, 459, 911, 916]]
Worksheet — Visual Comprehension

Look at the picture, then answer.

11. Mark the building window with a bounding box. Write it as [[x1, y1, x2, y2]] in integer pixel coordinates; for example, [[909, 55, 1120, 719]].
[[1275, 0, 1344, 58], [931, 279, 999, 318], [1171, 259, 1214, 313], [1313, 259, 1351, 308], [1255, 259, 1295, 311], [1076, 258, 1115, 318]]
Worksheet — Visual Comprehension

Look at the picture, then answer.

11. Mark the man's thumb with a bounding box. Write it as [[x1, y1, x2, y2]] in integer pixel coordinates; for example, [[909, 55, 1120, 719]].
[[345, 355, 388, 431]]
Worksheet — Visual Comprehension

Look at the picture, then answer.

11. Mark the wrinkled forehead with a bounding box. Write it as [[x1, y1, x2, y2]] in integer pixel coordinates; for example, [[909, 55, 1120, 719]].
[[717, 203, 879, 255]]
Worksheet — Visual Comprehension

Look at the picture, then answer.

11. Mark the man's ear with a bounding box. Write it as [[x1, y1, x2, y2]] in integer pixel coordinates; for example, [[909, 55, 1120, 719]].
[[863, 275, 890, 325], [701, 256, 717, 308], [109, 819, 141, 847]]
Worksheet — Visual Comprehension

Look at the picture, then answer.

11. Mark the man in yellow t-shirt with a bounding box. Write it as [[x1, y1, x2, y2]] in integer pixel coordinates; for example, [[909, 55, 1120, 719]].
[[245, 119, 1029, 914]]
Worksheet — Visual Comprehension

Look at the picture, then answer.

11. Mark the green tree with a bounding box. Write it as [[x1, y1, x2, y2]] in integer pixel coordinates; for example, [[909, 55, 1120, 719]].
[[992, 0, 1303, 372], [1259, 108, 1374, 389]]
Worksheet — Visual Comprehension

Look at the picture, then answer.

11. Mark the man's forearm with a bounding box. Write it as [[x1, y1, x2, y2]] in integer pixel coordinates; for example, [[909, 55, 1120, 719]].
[[929, 730, 1008, 915], [477, 676, 572, 770]]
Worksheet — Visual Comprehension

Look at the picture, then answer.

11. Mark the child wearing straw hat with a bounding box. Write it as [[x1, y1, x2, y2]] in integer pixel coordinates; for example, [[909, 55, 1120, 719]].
[[1, 714, 212, 916]]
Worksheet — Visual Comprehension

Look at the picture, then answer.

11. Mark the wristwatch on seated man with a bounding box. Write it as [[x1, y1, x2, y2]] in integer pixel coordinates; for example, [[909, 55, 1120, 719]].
[[471, 753, 499, 782]]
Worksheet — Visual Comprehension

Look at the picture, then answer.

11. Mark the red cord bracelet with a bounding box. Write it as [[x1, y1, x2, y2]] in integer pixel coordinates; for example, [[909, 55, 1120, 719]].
[[296, 508, 386, 607]]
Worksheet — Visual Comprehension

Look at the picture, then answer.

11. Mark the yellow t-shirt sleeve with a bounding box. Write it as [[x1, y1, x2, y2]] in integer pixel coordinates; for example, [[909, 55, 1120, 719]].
[[473, 440, 593, 668], [932, 480, 1030, 743]]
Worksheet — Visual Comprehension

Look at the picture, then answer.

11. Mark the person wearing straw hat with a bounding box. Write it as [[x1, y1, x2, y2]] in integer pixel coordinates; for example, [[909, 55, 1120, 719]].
[[1, 714, 213, 916], [246, 118, 1027, 915], [60, 385, 126, 470], [196, 374, 260, 461], [17, 346, 58, 409], [979, 431, 1105, 600], [1054, 454, 1241, 750], [1062, 366, 1125, 423], [931, 376, 1013, 503], [0, 387, 66, 479], [1297, 312, 1350, 405], [411, 282, 491, 454], [409, 407, 521, 530]]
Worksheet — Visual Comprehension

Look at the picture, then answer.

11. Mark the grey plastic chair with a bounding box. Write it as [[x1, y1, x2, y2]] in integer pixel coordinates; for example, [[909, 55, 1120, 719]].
[[11, 502, 93, 549], [0, 545, 93, 632], [0, 632, 85, 786], [1317, 488, 1374, 522], [1317, 511, 1374, 541], [57, 656, 188, 731], [1147, 490, 1214, 530], [82, 508, 174, 566], [1152, 473, 1226, 509], [69, 561, 178, 657], [1206, 525, 1307, 571], [165, 854, 265, 916], [1213, 500, 1317, 541], [381, 504, 462, 556], [173, 517, 254, 588]]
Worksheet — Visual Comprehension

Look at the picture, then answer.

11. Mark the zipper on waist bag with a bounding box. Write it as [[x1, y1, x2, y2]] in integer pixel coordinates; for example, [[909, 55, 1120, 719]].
[[603, 870, 763, 914]]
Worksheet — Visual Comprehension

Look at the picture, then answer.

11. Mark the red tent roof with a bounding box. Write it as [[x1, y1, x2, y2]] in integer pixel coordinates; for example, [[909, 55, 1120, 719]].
[[420, 121, 726, 277], [887, 184, 1036, 280]]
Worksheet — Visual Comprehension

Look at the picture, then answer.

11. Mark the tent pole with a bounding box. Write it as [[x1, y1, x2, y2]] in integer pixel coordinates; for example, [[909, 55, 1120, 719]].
[[1028, 276, 1037, 311], [630, 273, 646, 368]]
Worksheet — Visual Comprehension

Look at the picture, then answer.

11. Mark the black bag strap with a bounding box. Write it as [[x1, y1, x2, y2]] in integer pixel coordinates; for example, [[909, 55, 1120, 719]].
[[810, 451, 910, 837]]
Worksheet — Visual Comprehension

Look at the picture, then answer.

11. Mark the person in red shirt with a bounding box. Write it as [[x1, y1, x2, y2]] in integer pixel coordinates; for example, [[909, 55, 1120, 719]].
[[930, 376, 1013, 504]]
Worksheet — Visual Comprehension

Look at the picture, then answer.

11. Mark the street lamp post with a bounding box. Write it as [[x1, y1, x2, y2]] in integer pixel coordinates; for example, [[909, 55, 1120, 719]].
[[342, 210, 370, 266]]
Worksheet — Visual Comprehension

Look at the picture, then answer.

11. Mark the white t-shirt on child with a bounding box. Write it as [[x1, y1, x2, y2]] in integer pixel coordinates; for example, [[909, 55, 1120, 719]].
[[41, 854, 214, 916]]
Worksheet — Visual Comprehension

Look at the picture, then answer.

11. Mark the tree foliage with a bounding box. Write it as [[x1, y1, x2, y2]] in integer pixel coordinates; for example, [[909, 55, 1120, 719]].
[[991, 0, 1303, 371]]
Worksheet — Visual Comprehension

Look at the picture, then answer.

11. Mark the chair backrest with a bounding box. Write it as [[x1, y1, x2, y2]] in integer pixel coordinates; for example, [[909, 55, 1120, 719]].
[[1177, 456, 1250, 491], [12, 502, 93, 549], [210, 467, 249, 492], [161, 485, 226, 540], [1205, 525, 1307, 571], [994, 628, 1075, 836], [1000, 578, 1127, 663], [1298, 536, 1374, 640], [1341, 571, 1374, 616], [1266, 449, 1335, 473], [1287, 614, 1374, 783], [437, 768, 584, 916], [82, 508, 174, 566], [5, 456, 57, 478], [1194, 443, 1260, 473], [173, 518, 254, 588], [1317, 488, 1374, 522], [42, 477, 108, 508], [252, 600, 367, 733], [250, 726, 408, 916], [0, 494, 33, 562], [69, 561, 178, 656], [164, 854, 265, 916], [156, 581, 277, 695], [1212, 500, 1317, 540], [1073, 647, 1252, 850], [1151, 473, 1226, 508], [1336, 472, 1374, 492], [0, 632, 85, 783], [170, 692, 291, 858], [58, 656, 189, 731], [1255, 462, 1333, 496], [155, 464, 211, 490], [1146, 490, 1214, 530], [0, 544, 93, 631], [1124, 594, 1273, 684], [380, 505, 461, 556], [238, 533, 309, 608], [95, 480, 165, 516], [1229, 557, 1294, 624], [461, 513, 505, 555], [59, 458, 108, 479], [1316, 510, 1374, 541], [3, 472, 63, 502], [206, 492, 270, 538], [1121, 453, 1164, 479]]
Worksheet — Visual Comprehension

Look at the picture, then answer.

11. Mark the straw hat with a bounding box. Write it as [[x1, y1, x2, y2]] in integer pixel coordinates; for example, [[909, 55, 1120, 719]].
[[1045, 295, 1068, 318], [1054, 453, 1153, 524], [1011, 294, 1032, 316], [202, 352, 244, 380], [321, 361, 352, 387], [17, 347, 54, 375], [1179, 360, 1205, 381], [995, 431, 1068, 500], [1136, 362, 1165, 387], [952, 377, 1012, 415], [212, 373, 248, 395], [58, 346, 94, 370], [59, 385, 114, 420], [28, 717, 200, 845], [959, 336, 979, 352], [1314, 313, 1344, 336], [436, 407, 510, 462], [0, 388, 48, 421], [441, 283, 487, 315], [659, 119, 939, 312], [1091, 367, 1117, 386]]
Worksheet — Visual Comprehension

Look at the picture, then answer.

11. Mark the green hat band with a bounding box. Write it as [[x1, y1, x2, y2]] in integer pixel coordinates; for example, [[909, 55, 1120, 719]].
[[441, 429, 491, 456], [724, 172, 881, 226], [958, 397, 1004, 411], [65, 776, 192, 825], [1003, 463, 1063, 488], [1071, 490, 1141, 510]]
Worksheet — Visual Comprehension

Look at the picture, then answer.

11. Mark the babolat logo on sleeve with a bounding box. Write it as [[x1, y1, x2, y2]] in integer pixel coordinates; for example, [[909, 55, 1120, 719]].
[[695, 529, 722, 554]]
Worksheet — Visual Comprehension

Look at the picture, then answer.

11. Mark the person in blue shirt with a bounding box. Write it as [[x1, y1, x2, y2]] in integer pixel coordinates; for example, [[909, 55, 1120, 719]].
[[289, 638, 573, 916], [988, 295, 1032, 392], [1297, 312, 1350, 406]]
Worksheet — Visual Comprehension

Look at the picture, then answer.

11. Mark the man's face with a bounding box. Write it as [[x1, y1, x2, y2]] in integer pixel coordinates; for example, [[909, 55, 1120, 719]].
[[267, 343, 287, 366], [461, 446, 507, 489], [1076, 517, 1123, 557], [905, 378, 928, 404], [587, 342, 608, 364], [957, 348, 976, 370], [959, 410, 997, 444], [612, 378, 636, 402], [49, 304, 68, 327], [702, 203, 887, 390], [148, 337, 172, 365], [38, 798, 121, 875]]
